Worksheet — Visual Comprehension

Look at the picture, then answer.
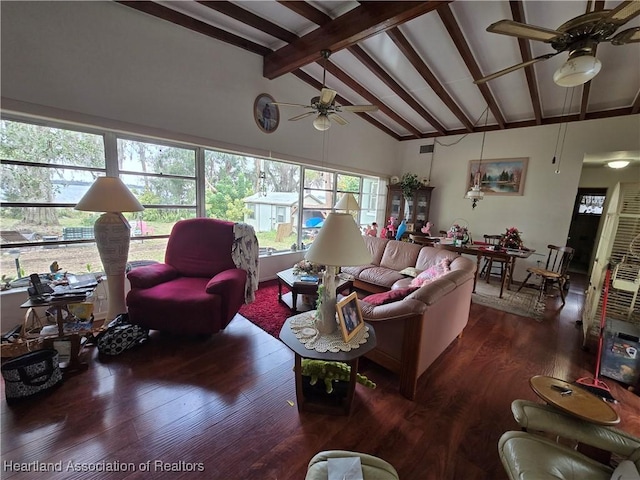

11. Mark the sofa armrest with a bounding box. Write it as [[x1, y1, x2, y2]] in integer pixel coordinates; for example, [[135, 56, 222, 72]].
[[127, 263, 179, 289], [360, 298, 425, 321], [511, 399, 640, 457], [205, 268, 247, 295]]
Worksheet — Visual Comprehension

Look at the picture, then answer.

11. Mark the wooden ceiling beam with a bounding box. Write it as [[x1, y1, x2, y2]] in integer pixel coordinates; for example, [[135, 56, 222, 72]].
[[323, 60, 423, 138], [116, 1, 270, 56], [632, 90, 640, 114], [386, 27, 473, 132], [277, 1, 332, 26], [264, 1, 447, 79], [509, 1, 543, 125], [198, 2, 297, 43], [348, 44, 446, 135], [437, 4, 506, 129]]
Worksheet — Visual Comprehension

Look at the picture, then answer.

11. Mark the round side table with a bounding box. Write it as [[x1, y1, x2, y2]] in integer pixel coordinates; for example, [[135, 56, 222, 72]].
[[279, 313, 377, 415]]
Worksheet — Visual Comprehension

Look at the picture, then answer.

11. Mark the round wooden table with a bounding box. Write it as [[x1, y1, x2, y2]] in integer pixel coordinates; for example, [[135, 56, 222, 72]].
[[529, 375, 620, 426]]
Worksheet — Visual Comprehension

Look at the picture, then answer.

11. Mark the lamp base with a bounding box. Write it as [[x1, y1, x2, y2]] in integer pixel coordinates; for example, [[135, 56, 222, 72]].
[[94, 212, 131, 321], [315, 266, 337, 335]]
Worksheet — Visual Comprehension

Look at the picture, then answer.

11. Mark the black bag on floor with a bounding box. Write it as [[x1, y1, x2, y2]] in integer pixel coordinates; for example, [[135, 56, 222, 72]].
[[96, 314, 149, 356], [1, 349, 63, 403]]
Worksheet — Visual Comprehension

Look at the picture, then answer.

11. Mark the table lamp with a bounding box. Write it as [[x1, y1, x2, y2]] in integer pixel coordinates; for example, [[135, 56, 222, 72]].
[[304, 212, 371, 334], [334, 193, 360, 214], [75, 177, 144, 321]]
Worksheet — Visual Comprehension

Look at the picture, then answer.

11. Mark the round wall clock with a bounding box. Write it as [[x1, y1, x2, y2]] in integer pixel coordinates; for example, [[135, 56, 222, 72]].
[[254, 93, 279, 133]]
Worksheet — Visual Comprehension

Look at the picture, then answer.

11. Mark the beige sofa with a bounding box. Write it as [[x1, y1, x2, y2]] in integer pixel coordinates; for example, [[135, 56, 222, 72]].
[[342, 236, 476, 400]]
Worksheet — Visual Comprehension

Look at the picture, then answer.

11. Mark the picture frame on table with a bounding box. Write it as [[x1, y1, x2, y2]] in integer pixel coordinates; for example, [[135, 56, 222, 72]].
[[253, 93, 279, 133], [466, 157, 528, 196], [405, 223, 415, 233], [336, 292, 365, 343]]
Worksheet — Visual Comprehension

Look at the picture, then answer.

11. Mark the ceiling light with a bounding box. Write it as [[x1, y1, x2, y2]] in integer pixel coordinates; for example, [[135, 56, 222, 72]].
[[607, 160, 630, 169], [313, 114, 331, 131], [553, 54, 602, 87]]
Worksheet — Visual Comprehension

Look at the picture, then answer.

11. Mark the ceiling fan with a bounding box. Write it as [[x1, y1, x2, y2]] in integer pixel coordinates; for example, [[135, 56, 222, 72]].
[[476, 1, 640, 87], [271, 50, 378, 131]]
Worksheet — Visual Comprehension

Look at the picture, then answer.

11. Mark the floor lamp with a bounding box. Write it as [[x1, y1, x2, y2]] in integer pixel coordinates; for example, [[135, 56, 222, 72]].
[[304, 212, 371, 334], [75, 177, 144, 321]]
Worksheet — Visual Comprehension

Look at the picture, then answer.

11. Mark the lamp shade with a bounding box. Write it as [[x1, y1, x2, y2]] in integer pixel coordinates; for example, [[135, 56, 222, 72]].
[[334, 193, 360, 212], [305, 213, 371, 267], [313, 114, 331, 131], [553, 55, 602, 87], [75, 177, 144, 213]]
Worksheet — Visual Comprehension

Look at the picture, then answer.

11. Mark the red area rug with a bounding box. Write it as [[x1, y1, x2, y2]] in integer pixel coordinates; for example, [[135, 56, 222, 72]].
[[238, 279, 292, 338]]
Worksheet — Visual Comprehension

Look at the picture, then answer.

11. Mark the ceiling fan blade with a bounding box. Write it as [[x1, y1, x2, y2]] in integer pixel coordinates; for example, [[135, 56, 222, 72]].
[[270, 102, 311, 108], [611, 26, 640, 45], [342, 104, 379, 112], [474, 53, 558, 84], [328, 113, 348, 126], [487, 19, 562, 42], [319, 88, 337, 105], [289, 112, 316, 121], [604, 0, 640, 25]]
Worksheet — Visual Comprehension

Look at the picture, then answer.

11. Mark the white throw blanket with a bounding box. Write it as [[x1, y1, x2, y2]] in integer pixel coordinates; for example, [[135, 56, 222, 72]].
[[232, 222, 260, 303]]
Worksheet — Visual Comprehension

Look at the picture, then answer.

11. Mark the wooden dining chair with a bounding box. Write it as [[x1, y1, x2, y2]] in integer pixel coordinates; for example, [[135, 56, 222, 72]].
[[480, 234, 505, 283], [516, 244, 575, 306]]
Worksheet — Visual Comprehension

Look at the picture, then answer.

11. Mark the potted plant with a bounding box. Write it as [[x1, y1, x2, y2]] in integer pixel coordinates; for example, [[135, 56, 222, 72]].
[[400, 173, 421, 199]]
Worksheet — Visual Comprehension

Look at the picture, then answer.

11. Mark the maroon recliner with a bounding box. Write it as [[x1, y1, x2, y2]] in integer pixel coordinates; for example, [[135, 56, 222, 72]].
[[126, 218, 247, 335]]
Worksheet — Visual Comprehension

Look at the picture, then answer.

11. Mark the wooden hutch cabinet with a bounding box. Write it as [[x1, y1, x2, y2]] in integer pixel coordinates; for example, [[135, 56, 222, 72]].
[[385, 184, 433, 232]]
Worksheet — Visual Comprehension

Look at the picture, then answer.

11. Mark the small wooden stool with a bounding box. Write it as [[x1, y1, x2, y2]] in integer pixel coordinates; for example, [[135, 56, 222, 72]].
[[305, 450, 399, 480]]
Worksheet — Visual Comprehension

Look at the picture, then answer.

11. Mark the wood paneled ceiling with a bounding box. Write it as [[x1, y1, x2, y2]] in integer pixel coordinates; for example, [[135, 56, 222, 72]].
[[118, 1, 640, 141]]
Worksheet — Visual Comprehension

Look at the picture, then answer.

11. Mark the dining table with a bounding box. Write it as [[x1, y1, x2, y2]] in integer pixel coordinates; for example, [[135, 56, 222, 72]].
[[436, 242, 535, 298]]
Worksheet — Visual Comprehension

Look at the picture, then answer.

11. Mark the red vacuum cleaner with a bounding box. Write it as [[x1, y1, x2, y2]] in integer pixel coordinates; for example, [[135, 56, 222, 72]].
[[575, 263, 617, 403]]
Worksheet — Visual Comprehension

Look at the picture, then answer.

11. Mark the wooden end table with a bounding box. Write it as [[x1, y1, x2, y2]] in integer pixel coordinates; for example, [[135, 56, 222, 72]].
[[276, 268, 353, 313], [279, 313, 377, 415], [529, 375, 620, 426]]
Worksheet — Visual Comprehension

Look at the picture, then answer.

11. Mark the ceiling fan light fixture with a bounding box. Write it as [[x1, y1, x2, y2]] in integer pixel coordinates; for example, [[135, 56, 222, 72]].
[[553, 54, 602, 87], [607, 160, 630, 169], [313, 114, 331, 131]]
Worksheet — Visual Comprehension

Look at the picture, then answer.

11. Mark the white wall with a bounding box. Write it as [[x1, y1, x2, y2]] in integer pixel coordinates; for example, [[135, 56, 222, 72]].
[[0, 1, 398, 177], [398, 115, 640, 279]]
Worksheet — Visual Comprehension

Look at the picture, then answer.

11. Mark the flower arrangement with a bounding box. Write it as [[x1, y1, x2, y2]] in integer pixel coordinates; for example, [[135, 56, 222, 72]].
[[400, 173, 421, 199], [501, 227, 523, 249], [447, 223, 469, 240], [293, 260, 324, 276]]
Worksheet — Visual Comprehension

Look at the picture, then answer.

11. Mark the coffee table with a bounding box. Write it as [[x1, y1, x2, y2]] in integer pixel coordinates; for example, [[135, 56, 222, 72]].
[[276, 268, 353, 313], [529, 375, 620, 426]]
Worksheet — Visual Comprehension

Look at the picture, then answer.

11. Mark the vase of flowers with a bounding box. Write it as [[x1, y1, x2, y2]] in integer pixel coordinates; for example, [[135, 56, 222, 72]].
[[292, 260, 323, 276], [501, 227, 523, 249], [447, 223, 470, 245]]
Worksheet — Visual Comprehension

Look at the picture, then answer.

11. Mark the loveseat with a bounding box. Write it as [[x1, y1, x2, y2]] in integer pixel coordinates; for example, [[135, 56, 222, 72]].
[[341, 236, 476, 400]]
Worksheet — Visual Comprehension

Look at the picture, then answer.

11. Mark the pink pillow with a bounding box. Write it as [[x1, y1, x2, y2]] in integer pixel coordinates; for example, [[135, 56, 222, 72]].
[[362, 287, 417, 306], [409, 258, 451, 288]]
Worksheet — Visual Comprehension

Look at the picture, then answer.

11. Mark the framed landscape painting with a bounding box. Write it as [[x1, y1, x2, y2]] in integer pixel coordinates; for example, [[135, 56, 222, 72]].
[[467, 157, 528, 196]]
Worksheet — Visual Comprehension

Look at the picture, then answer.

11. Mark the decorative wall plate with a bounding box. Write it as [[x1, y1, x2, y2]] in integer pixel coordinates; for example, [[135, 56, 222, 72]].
[[254, 93, 279, 133]]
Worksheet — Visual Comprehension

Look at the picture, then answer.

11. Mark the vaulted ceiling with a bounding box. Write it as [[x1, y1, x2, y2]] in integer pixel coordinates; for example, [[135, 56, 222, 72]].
[[118, 1, 640, 141]]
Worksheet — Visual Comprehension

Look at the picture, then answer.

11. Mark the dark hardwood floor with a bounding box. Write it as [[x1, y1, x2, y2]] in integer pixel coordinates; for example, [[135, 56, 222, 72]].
[[2, 275, 640, 480]]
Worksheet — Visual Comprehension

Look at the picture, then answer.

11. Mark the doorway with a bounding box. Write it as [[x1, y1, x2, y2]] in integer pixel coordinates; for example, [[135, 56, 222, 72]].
[[567, 188, 607, 274]]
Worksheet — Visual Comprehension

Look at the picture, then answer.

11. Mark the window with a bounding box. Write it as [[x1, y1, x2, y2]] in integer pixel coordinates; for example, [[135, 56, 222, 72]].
[[1, 115, 384, 280], [204, 151, 300, 252], [0, 119, 107, 276]]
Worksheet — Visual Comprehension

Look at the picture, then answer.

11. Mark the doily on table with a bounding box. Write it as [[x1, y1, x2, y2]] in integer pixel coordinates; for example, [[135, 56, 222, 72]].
[[289, 310, 369, 353]]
